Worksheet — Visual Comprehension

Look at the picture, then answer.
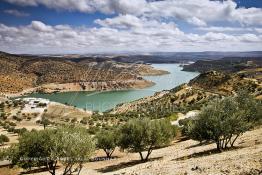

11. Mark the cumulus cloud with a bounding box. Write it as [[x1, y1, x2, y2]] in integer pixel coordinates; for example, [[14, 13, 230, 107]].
[[0, 20, 261, 54], [4, 9, 30, 17], [31, 21, 53, 32], [3, 0, 147, 14], [95, 15, 143, 29], [197, 26, 253, 32], [1, 0, 262, 53], [186, 17, 207, 27], [4, 0, 262, 26]]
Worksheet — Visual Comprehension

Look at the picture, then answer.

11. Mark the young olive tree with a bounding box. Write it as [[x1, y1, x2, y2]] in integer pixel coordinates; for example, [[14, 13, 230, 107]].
[[95, 129, 118, 158], [119, 118, 175, 161]]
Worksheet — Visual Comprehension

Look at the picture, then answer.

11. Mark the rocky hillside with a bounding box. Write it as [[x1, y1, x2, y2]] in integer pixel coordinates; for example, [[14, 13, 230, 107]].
[[0, 52, 166, 94], [112, 70, 262, 116], [189, 71, 261, 96]]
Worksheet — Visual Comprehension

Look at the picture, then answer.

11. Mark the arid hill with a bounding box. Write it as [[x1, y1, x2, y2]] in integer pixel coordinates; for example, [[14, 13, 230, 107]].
[[112, 70, 262, 115], [0, 52, 167, 94]]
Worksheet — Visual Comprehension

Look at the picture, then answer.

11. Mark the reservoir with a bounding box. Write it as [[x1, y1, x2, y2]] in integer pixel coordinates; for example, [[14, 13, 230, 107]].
[[24, 64, 199, 112]]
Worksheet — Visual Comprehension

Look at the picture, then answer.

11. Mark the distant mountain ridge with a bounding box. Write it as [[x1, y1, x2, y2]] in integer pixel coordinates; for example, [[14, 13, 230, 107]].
[[183, 57, 262, 74], [2, 51, 262, 64]]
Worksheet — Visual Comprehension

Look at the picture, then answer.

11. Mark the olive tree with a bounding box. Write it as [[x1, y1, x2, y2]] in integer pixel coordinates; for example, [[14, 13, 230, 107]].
[[53, 125, 95, 175], [7, 125, 95, 175], [188, 95, 260, 151], [40, 117, 51, 129], [235, 90, 262, 124], [8, 129, 55, 172], [95, 129, 118, 158], [119, 118, 175, 161]]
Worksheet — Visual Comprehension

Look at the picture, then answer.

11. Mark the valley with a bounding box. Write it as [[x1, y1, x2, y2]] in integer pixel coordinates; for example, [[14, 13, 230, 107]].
[[0, 52, 261, 175]]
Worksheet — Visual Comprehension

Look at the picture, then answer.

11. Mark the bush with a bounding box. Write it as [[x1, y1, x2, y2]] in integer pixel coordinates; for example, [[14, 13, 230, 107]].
[[118, 118, 175, 161], [95, 129, 118, 158], [14, 128, 28, 135], [0, 134, 9, 145], [80, 117, 88, 125], [71, 117, 77, 123], [87, 126, 100, 135], [7, 127, 15, 133], [9, 122, 16, 127], [40, 118, 51, 129], [0, 113, 6, 119]]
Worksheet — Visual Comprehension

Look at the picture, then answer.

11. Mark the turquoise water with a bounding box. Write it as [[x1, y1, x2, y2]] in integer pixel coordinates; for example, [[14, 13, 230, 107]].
[[24, 64, 199, 112]]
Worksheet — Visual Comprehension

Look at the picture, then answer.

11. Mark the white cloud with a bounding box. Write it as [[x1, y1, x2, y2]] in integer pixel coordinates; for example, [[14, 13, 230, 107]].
[[186, 17, 207, 27], [1, 0, 262, 53], [4, 0, 262, 26], [254, 28, 262, 34], [4, 9, 30, 17], [0, 20, 261, 54], [31, 21, 53, 32], [95, 14, 143, 29], [3, 0, 147, 14], [197, 26, 253, 32]]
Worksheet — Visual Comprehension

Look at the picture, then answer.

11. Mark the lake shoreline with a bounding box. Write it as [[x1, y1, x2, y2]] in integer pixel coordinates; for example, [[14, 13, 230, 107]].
[[8, 64, 199, 112], [3, 79, 156, 98]]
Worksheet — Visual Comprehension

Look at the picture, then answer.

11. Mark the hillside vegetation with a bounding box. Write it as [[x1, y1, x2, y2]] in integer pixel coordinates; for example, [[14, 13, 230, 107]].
[[112, 70, 262, 118], [0, 52, 166, 94]]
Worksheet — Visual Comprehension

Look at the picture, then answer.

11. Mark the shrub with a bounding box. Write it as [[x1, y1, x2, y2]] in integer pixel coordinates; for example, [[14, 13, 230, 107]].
[[13, 116, 22, 122], [118, 118, 175, 161], [80, 119, 87, 125], [0, 134, 9, 145], [80, 117, 88, 125], [14, 128, 28, 135], [71, 117, 77, 123], [40, 118, 51, 129], [7, 127, 15, 133], [9, 122, 16, 126], [87, 126, 100, 135], [0, 113, 6, 119]]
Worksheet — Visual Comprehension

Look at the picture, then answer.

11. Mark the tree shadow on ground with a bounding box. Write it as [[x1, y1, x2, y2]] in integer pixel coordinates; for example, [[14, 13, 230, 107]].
[[96, 156, 163, 173], [175, 137, 189, 143], [20, 166, 60, 175], [172, 146, 243, 161], [90, 156, 120, 162], [185, 141, 213, 149]]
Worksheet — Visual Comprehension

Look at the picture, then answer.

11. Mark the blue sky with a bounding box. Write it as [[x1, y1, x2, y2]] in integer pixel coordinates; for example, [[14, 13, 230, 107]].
[[0, 0, 261, 54], [0, 1, 113, 27]]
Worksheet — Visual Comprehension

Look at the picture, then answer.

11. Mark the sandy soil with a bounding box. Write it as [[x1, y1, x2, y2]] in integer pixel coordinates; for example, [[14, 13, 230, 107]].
[[3, 126, 261, 175], [87, 127, 262, 175], [43, 102, 92, 121]]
